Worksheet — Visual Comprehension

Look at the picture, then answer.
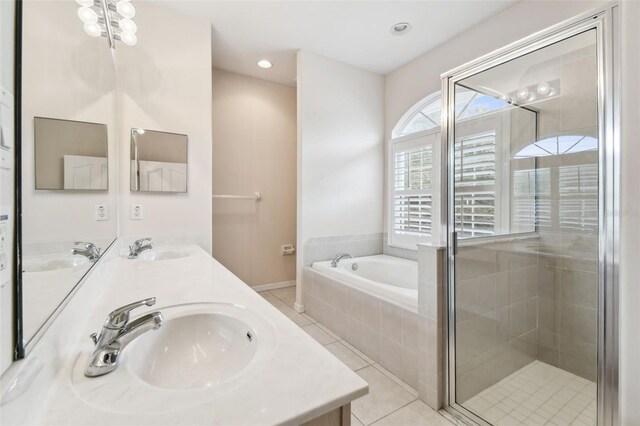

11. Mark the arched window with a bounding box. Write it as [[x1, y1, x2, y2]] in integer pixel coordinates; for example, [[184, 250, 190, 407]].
[[391, 89, 511, 138], [514, 135, 598, 158], [389, 88, 512, 248]]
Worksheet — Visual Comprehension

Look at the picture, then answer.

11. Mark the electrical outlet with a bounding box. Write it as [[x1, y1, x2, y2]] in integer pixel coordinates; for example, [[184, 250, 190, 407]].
[[131, 204, 143, 220], [95, 204, 108, 221]]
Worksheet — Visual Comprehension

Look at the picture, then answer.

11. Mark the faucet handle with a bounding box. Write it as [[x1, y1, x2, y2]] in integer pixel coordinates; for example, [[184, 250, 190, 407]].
[[105, 297, 156, 329], [131, 238, 152, 248]]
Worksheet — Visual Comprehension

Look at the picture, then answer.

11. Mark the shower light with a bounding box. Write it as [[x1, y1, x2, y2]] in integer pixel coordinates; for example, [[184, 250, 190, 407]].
[[78, 7, 98, 23], [516, 87, 530, 100], [257, 59, 273, 69], [537, 82, 551, 96], [116, 0, 136, 19]]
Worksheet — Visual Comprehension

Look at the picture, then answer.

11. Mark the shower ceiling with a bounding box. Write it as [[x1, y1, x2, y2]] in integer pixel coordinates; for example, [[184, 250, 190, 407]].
[[162, 1, 518, 86]]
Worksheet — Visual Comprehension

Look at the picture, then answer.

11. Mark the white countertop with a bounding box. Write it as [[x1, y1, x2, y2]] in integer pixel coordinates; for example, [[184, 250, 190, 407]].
[[1, 243, 368, 425]]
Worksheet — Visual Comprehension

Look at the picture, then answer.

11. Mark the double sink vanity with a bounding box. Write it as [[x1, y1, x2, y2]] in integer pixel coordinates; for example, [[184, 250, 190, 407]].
[[3, 240, 368, 425]]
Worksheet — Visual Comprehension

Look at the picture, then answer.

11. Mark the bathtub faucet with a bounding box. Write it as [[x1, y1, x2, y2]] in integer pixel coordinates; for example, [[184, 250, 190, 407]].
[[331, 252, 352, 268]]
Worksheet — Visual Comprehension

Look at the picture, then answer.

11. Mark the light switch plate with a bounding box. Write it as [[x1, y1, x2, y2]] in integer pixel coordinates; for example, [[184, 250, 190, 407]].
[[131, 204, 143, 220], [95, 204, 108, 221]]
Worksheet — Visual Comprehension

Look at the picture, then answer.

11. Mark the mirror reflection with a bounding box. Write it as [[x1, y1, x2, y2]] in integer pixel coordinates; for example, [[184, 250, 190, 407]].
[[20, 0, 118, 346], [34, 117, 108, 191], [130, 128, 188, 193]]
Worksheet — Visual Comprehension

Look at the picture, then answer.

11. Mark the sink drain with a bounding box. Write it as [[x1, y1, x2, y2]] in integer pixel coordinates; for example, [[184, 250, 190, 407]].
[[246, 331, 253, 342]]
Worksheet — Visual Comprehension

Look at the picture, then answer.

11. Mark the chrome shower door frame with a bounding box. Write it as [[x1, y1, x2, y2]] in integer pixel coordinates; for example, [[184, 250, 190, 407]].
[[440, 4, 620, 425]]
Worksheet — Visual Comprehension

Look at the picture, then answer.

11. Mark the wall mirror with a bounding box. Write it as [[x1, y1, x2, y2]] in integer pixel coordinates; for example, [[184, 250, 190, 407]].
[[18, 0, 118, 351], [34, 117, 108, 191], [130, 128, 188, 193]]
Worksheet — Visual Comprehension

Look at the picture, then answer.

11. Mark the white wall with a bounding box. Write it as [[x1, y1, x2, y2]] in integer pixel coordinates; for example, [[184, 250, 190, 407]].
[[20, 1, 118, 244], [296, 51, 384, 304], [116, 2, 212, 253], [212, 69, 296, 286], [619, 1, 640, 424], [385, 0, 608, 139]]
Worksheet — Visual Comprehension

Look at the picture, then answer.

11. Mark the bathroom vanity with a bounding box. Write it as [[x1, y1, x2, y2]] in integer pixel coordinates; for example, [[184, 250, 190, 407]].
[[1, 241, 367, 425]]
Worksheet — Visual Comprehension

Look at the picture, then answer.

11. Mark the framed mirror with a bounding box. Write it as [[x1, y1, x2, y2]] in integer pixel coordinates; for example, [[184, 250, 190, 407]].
[[130, 128, 188, 193], [34, 117, 108, 191], [17, 0, 118, 351]]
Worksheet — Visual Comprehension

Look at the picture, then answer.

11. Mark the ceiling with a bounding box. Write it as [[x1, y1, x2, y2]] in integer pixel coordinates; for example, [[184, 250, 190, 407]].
[[163, 1, 519, 87]]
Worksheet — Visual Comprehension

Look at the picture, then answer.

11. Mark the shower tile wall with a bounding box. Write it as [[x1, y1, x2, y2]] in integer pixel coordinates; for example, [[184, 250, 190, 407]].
[[456, 238, 540, 403], [536, 238, 598, 381], [302, 233, 383, 266]]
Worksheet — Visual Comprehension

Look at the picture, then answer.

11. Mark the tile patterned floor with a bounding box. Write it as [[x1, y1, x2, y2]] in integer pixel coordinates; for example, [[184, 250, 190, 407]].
[[463, 360, 597, 426], [258, 288, 454, 426]]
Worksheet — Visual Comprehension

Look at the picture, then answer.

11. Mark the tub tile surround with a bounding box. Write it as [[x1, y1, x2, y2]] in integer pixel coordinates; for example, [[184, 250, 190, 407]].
[[1, 241, 368, 426], [302, 244, 446, 411], [259, 289, 454, 426], [303, 233, 384, 266]]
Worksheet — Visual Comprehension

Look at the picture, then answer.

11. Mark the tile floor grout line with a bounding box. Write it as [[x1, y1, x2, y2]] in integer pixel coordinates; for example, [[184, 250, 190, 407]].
[[367, 398, 417, 425]]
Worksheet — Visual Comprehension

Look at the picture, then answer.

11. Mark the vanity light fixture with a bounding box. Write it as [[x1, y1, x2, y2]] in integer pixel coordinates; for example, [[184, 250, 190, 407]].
[[75, 0, 138, 48], [257, 59, 273, 69], [390, 22, 412, 36]]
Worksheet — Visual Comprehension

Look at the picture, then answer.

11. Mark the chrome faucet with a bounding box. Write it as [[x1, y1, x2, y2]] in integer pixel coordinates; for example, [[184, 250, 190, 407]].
[[331, 252, 353, 268], [71, 242, 100, 261], [85, 297, 163, 377], [128, 238, 154, 259]]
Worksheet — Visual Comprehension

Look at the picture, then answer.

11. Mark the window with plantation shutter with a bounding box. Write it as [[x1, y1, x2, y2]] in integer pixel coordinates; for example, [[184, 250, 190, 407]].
[[388, 130, 440, 248], [454, 131, 498, 238], [559, 164, 598, 233]]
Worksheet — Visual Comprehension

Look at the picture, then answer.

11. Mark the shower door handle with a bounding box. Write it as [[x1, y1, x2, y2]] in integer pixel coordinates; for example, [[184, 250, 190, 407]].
[[452, 232, 458, 256]]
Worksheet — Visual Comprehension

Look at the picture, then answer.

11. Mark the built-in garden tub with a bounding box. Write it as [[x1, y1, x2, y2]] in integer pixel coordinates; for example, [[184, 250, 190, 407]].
[[303, 254, 423, 391]]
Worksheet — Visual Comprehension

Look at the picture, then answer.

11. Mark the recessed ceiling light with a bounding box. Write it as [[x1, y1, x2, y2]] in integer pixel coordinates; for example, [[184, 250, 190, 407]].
[[257, 59, 272, 69], [390, 22, 412, 36]]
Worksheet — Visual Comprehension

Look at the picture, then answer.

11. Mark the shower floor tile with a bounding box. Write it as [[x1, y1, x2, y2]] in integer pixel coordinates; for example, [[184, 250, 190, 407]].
[[463, 360, 596, 426]]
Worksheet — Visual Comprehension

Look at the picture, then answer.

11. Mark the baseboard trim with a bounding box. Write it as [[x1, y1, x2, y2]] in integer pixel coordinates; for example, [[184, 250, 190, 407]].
[[252, 280, 296, 292], [294, 302, 305, 313]]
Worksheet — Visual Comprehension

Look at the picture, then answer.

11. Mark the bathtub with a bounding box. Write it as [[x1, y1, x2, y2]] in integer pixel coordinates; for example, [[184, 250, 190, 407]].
[[312, 254, 418, 311]]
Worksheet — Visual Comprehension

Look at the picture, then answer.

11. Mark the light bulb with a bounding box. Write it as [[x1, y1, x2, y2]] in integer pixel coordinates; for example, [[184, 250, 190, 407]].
[[537, 82, 551, 96], [77, 7, 98, 24], [120, 32, 137, 46], [119, 18, 137, 34], [527, 93, 537, 102], [75, 0, 94, 6], [116, 0, 136, 19], [84, 22, 102, 37], [516, 87, 530, 100], [257, 59, 272, 69]]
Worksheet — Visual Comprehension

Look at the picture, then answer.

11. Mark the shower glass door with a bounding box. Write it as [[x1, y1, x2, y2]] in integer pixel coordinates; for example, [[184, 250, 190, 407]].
[[447, 26, 603, 426]]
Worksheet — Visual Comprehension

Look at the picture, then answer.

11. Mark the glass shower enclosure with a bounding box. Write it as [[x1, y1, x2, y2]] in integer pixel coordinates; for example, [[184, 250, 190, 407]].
[[442, 7, 618, 426]]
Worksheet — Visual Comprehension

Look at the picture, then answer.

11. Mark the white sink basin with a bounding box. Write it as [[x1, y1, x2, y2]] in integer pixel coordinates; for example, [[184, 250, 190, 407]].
[[126, 311, 257, 390], [71, 303, 277, 414], [137, 249, 193, 261], [23, 254, 90, 273]]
